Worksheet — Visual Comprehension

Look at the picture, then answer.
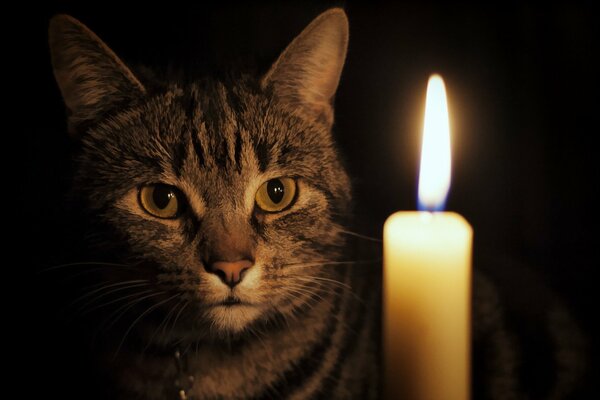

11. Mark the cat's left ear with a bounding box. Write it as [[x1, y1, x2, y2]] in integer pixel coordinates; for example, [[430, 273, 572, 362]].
[[261, 8, 349, 127], [49, 15, 146, 137]]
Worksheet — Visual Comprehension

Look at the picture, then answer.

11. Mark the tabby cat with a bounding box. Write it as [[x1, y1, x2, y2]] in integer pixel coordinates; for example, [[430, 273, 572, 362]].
[[49, 8, 379, 400], [49, 7, 587, 400]]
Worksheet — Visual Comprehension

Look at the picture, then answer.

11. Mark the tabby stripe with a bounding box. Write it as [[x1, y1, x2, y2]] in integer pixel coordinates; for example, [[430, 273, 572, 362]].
[[249, 214, 266, 239], [191, 130, 205, 168], [253, 138, 271, 172], [286, 273, 357, 399], [213, 138, 229, 170], [278, 142, 293, 161], [252, 289, 343, 400], [234, 132, 243, 171], [182, 215, 201, 244], [316, 274, 372, 398], [224, 84, 246, 116], [172, 137, 187, 178]]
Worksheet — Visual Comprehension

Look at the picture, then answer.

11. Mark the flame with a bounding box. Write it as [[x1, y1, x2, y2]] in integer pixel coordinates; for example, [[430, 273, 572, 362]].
[[418, 74, 451, 211]]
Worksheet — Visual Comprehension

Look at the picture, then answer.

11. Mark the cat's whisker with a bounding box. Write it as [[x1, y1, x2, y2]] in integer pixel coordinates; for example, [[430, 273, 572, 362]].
[[115, 293, 180, 358], [279, 292, 311, 315], [56, 267, 138, 283], [282, 290, 337, 326], [277, 287, 311, 304], [290, 279, 350, 301], [282, 258, 382, 269], [38, 261, 140, 274], [166, 300, 190, 340], [79, 289, 155, 316], [337, 229, 382, 243], [295, 276, 366, 304], [98, 291, 166, 337], [75, 283, 151, 313], [283, 285, 329, 310], [295, 275, 353, 290], [68, 279, 150, 309], [292, 278, 349, 295], [143, 295, 184, 352], [285, 283, 327, 303]]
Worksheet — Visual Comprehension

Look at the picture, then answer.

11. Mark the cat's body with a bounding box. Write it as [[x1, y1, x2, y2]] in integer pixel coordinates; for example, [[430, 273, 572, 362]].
[[48, 8, 587, 400]]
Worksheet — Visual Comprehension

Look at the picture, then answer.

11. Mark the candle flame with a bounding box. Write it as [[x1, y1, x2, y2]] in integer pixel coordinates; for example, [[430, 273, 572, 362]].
[[418, 74, 451, 211]]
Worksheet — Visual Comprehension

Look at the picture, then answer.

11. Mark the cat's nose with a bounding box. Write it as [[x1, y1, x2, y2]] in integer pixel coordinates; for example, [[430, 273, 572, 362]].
[[209, 259, 253, 288]]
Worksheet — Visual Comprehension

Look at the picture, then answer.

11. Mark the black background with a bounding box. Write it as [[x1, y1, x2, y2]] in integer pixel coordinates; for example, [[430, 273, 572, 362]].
[[21, 0, 597, 397]]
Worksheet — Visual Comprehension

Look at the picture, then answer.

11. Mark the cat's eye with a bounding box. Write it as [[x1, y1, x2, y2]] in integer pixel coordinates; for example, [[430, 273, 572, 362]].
[[255, 178, 297, 213], [138, 184, 182, 219]]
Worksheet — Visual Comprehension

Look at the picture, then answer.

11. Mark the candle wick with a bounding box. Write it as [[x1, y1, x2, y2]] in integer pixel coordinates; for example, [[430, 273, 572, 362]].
[[419, 212, 434, 223]]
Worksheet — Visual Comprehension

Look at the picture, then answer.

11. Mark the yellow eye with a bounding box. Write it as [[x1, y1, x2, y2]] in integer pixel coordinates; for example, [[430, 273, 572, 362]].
[[138, 184, 182, 219], [255, 178, 297, 213]]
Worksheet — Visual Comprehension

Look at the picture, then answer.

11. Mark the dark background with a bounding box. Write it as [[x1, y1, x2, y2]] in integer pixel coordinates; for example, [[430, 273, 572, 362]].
[[21, 0, 596, 397]]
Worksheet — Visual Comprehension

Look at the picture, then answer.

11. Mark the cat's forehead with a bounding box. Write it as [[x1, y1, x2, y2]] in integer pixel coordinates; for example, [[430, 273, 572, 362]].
[[143, 81, 268, 138], [83, 77, 334, 196]]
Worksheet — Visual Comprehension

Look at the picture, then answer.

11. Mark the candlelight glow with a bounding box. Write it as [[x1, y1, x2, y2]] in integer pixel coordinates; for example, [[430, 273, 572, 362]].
[[418, 74, 451, 211]]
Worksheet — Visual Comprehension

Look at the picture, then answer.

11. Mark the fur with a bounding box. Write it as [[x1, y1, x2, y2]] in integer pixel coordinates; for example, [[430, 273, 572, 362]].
[[50, 8, 379, 399]]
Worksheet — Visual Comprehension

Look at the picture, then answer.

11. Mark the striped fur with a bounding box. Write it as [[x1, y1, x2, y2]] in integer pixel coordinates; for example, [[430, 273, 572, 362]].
[[50, 9, 380, 399]]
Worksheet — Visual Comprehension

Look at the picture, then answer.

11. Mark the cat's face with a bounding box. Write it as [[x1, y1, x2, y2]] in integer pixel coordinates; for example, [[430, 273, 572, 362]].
[[50, 11, 350, 338]]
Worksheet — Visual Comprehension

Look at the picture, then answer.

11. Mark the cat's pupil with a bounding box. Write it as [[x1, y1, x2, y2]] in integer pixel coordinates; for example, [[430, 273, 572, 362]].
[[267, 179, 285, 204], [152, 186, 174, 209]]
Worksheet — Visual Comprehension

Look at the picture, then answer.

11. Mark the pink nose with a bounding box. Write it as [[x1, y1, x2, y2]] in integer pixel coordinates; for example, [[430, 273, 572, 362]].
[[210, 260, 253, 288]]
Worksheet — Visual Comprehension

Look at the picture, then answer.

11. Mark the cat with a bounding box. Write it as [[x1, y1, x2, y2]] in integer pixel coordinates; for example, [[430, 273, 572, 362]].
[[49, 8, 380, 400], [48, 7, 588, 400]]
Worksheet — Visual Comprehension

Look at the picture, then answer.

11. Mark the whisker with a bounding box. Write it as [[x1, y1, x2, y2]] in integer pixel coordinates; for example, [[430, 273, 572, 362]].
[[283, 286, 324, 309], [79, 289, 155, 316], [69, 279, 150, 309], [337, 229, 382, 243], [115, 293, 180, 357], [75, 283, 151, 312], [285, 283, 327, 302], [56, 267, 136, 283], [294, 276, 365, 304], [143, 296, 184, 352], [295, 275, 353, 290], [282, 259, 381, 270], [160, 300, 184, 337], [38, 261, 139, 274], [288, 279, 349, 301], [98, 291, 166, 336], [167, 300, 190, 340]]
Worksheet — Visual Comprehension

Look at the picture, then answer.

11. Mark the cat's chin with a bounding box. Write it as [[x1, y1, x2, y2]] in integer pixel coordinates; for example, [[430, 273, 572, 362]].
[[206, 304, 262, 334]]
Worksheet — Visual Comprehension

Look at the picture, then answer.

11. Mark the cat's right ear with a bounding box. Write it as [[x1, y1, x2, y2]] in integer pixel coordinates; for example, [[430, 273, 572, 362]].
[[261, 8, 349, 127], [49, 15, 146, 137]]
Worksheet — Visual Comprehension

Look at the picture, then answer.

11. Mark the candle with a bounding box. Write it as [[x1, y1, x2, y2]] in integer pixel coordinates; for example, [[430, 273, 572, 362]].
[[383, 75, 472, 400]]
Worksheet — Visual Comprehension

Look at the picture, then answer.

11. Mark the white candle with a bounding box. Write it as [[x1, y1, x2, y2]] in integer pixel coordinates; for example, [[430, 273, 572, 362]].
[[383, 75, 472, 400]]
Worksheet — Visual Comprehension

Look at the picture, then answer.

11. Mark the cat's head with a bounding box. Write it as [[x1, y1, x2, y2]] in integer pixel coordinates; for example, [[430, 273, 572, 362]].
[[49, 9, 351, 339]]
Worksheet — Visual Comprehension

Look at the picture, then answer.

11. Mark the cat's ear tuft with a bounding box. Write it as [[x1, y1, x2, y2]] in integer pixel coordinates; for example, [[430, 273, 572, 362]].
[[49, 15, 146, 137], [261, 8, 349, 126]]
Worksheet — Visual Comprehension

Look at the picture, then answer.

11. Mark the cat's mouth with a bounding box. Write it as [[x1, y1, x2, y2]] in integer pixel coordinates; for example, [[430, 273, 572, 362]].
[[217, 296, 243, 307]]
